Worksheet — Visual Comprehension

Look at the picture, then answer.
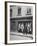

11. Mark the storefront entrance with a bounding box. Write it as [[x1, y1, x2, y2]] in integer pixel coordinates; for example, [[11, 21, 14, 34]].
[[10, 16, 33, 34]]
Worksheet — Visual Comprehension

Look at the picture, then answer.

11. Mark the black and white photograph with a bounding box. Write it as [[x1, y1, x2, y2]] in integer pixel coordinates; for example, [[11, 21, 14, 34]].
[[10, 5, 33, 40], [5, 2, 36, 44]]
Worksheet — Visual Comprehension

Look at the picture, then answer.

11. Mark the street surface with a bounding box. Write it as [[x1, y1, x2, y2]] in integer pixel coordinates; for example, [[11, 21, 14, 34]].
[[10, 32, 33, 40]]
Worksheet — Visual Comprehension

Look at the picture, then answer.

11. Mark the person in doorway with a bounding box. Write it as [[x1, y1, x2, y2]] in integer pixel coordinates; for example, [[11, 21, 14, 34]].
[[27, 23, 30, 34], [18, 23, 22, 32], [21, 23, 24, 33], [27, 23, 31, 34], [25, 23, 28, 35]]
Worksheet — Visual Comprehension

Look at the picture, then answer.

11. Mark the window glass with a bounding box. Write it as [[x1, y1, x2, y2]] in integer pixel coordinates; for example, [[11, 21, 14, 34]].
[[18, 8, 21, 15], [10, 8, 12, 17]]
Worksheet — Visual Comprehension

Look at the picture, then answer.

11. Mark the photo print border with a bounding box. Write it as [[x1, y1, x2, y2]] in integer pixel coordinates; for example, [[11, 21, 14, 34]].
[[5, 1, 36, 45]]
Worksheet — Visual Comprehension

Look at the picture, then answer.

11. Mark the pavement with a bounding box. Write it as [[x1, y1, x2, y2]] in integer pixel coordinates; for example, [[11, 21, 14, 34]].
[[10, 31, 33, 40]]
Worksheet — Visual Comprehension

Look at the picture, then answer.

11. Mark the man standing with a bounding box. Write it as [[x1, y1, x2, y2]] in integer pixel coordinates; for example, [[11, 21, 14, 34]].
[[18, 23, 22, 32], [21, 23, 24, 33]]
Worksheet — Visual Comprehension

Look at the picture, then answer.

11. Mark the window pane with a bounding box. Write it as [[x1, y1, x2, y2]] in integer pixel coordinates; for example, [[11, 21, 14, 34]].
[[18, 8, 21, 15], [10, 8, 12, 17], [27, 8, 32, 15]]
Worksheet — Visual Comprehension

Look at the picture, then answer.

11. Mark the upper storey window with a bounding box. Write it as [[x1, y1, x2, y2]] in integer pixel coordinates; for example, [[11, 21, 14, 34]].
[[18, 8, 21, 16], [26, 8, 32, 15], [10, 8, 12, 17]]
